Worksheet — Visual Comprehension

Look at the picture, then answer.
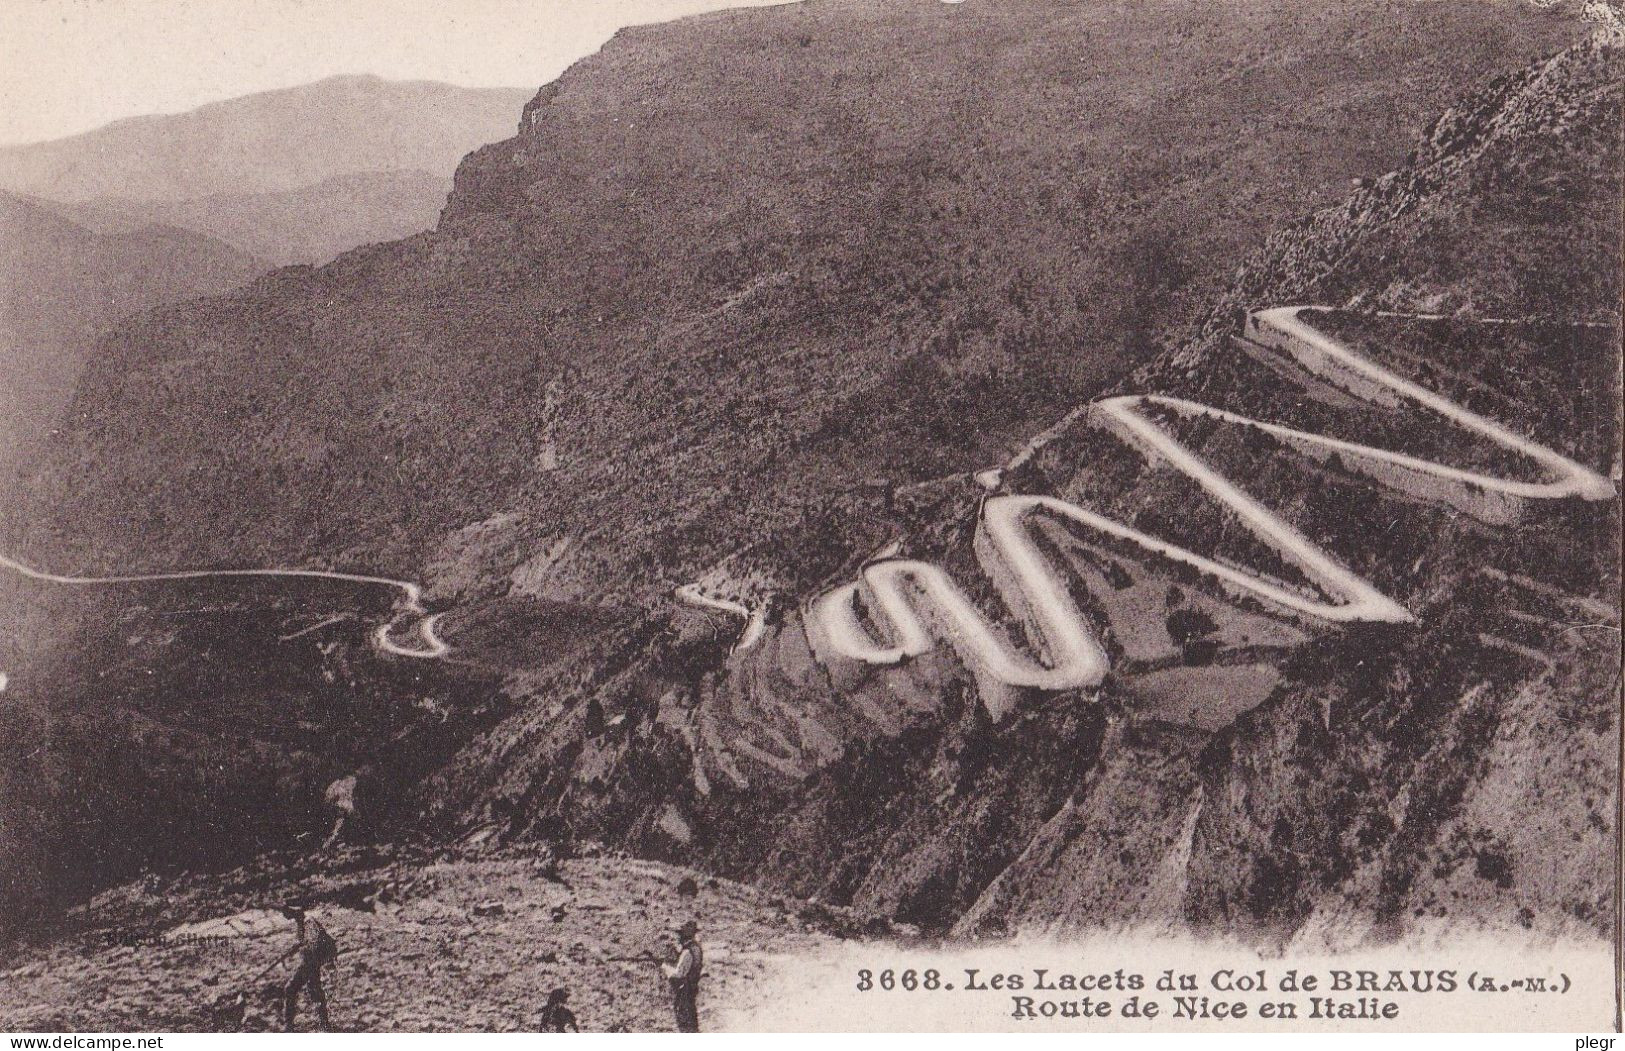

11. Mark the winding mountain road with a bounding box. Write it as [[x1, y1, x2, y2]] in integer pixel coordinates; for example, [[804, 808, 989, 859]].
[[806, 306, 1616, 720], [0, 553, 447, 658], [5, 308, 1611, 681], [674, 584, 767, 653]]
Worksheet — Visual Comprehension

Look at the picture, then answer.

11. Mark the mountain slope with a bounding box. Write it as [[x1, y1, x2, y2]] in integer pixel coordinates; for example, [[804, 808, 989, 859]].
[[6, 0, 1612, 949], [724, 39, 1623, 944], [416, 37, 1620, 947], [0, 193, 267, 483], [0, 75, 529, 482], [0, 846, 848, 1032], [21, 0, 1579, 590], [0, 76, 530, 203]]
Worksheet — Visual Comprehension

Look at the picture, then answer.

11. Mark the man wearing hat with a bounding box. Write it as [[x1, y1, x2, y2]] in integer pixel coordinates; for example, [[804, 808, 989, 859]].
[[272, 903, 338, 1031], [661, 920, 704, 1032]]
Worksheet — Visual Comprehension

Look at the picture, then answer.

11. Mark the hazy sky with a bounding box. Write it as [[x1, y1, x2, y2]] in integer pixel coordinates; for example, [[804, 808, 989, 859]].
[[0, 0, 795, 145]]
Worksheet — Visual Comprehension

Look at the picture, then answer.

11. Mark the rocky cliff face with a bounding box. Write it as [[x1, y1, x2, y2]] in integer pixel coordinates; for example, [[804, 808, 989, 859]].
[[1163, 39, 1625, 374]]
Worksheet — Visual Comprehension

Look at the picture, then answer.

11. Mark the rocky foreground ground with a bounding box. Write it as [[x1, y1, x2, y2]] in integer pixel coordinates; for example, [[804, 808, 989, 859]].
[[0, 844, 862, 1032]]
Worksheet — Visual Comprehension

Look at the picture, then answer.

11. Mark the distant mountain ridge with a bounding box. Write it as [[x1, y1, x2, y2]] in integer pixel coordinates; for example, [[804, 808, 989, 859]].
[[0, 75, 530, 483], [0, 192, 267, 484], [0, 75, 531, 203], [36, 169, 455, 267]]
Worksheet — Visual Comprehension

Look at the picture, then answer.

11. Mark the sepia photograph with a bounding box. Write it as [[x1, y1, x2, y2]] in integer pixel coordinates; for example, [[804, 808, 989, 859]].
[[0, 0, 1620, 1038]]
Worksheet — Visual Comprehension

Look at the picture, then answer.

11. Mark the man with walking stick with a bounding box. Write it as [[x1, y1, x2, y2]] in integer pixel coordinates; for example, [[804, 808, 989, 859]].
[[266, 902, 339, 1031]]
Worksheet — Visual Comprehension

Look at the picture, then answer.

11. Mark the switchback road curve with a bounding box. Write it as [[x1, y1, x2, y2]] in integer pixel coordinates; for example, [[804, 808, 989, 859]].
[[4, 308, 1612, 677], [806, 306, 1616, 720], [0, 553, 447, 658], [674, 584, 767, 653]]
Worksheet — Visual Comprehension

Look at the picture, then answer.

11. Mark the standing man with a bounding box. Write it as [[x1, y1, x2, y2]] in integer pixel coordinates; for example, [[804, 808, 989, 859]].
[[274, 903, 338, 1031], [539, 987, 580, 1032], [661, 920, 704, 1033]]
